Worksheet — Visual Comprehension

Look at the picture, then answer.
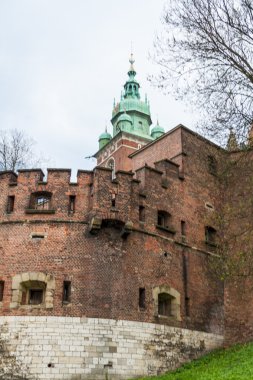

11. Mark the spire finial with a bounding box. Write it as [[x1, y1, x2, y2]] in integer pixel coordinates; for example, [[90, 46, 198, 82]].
[[129, 42, 136, 73]]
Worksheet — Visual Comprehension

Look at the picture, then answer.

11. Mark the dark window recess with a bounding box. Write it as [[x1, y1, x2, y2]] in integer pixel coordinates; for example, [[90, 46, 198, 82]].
[[63, 281, 71, 303], [139, 206, 145, 222], [185, 297, 190, 317], [139, 288, 146, 309], [158, 293, 172, 316], [157, 211, 170, 228], [111, 194, 116, 208], [32, 234, 44, 240], [205, 226, 217, 245], [0, 281, 4, 302], [7, 196, 15, 214], [181, 221, 186, 236], [68, 195, 76, 214], [29, 289, 43, 305], [208, 155, 217, 175]]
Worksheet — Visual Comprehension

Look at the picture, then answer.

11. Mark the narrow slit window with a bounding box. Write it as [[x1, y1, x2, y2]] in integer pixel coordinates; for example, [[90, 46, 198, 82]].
[[0, 281, 4, 302], [63, 281, 71, 303], [139, 206, 145, 222], [139, 288, 146, 309], [185, 297, 190, 317], [111, 194, 116, 208], [207, 155, 217, 175], [181, 221, 186, 236], [7, 196, 15, 214], [68, 195, 76, 215]]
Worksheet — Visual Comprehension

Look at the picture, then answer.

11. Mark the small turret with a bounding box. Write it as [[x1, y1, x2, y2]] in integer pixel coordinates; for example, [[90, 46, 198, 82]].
[[116, 111, 133, 133], [99, 128, 112, 149], [151, 120, 165, 140]]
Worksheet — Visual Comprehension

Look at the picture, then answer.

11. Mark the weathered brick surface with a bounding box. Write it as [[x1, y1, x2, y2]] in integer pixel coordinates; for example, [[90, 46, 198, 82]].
[[0, 124, 230, 378], [0, 158, 223, 333]]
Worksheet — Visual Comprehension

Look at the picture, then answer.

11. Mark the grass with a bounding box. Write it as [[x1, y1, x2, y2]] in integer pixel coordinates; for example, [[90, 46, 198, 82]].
[[130, 342, 253, 380]]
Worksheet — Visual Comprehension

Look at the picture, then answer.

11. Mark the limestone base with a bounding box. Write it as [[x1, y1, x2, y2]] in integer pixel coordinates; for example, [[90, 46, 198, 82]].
[[0, 316, 223, 379]]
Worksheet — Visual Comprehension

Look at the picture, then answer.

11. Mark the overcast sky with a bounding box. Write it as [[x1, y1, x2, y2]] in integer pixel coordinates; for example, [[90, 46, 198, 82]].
[[0, 0, 197, 176]]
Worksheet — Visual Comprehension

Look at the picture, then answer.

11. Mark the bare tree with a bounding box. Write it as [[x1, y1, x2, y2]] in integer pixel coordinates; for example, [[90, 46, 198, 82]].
[[0, 129, 43, 172], [153, 0, 253, 142]]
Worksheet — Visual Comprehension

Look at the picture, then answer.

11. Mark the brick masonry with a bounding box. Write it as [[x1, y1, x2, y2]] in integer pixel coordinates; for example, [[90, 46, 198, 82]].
[[4, 123, 253, 378], [0, 316, 223, 380]]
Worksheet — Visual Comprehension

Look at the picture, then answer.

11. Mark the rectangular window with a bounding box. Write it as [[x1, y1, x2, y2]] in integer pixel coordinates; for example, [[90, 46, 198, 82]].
[[7, 196, 15, 214], [63, 281, 71, 303], [0, 281, 4, 302], [139, 206, 145, 222], [68, 195, 76, 215], [139, 288, 145, 309], [111, 194, 116, 208], [157, 211, 169, 228], [158, 293, 172, 316], [205, 226, 217, 245], [35, 196, 50, 210], [29, 289, 43, 305], [181, 220, 186, 236], [208, 155, 217, 175], [185, 297, 190, 317]]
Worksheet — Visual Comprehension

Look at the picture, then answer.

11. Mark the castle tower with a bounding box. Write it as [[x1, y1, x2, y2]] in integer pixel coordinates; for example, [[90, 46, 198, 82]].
[[94, 55, 154, 172]]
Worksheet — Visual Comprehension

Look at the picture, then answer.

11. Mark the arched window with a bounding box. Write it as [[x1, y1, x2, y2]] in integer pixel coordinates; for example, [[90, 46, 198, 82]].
[[153, 286, 181, 321], [10, 272, 55, 309]]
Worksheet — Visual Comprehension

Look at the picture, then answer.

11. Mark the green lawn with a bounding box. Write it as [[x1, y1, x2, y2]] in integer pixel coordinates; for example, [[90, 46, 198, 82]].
[[130, 343, 253, 380]]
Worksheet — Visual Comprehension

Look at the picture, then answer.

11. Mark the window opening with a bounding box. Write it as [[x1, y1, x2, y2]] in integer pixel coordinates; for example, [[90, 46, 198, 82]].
[[139, 288, 145, 309], [185, 297, 190, 317], [68, 195, 76, 215], [31, 234, 44, 240], [139, 206, 145, 222], [0, 281, 4, 302], [111, 193, 116, 208], [157, 211, 170, 228], [181, 220, 186, 237], [7, 196, 15, 214], [29, 289, 44, 305], [208, 155, 217, 175], [158, 293, 172, 316], [30, 192, 52, 210], [205, 226, 217, 245], [63, 281, 71, 303]]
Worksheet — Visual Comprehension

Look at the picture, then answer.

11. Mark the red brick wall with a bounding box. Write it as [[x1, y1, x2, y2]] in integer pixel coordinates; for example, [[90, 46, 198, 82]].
[[0, 161, 223, 335]]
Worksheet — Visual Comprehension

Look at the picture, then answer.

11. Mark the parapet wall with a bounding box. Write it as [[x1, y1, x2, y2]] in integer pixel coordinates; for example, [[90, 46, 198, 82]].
[[0, 316, 223, 380]]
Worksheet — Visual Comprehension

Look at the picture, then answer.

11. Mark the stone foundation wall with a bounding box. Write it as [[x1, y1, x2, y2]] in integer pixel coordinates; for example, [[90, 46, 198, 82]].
[[0, 316, 223, 380]]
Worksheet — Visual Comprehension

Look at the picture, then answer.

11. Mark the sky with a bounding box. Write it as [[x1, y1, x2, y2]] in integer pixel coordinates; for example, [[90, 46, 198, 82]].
[[0, 0, 197, 176]]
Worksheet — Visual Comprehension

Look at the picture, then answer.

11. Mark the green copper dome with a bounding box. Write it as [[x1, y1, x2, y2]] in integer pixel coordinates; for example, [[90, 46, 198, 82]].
[[116, 112, 133, 133], [99, 130, 112, 149], [111, 54, 152, 140], [151, 121, 165, 139], [117, 112, 133, 124]]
